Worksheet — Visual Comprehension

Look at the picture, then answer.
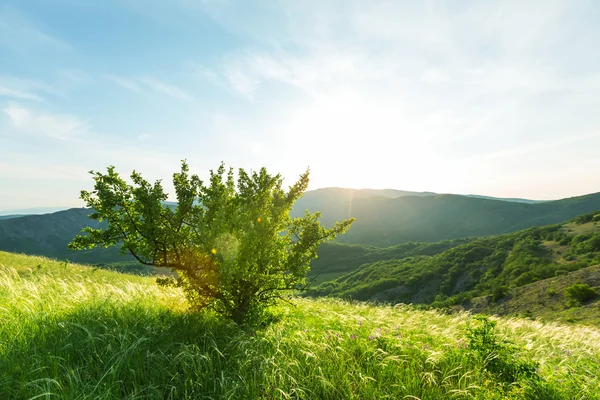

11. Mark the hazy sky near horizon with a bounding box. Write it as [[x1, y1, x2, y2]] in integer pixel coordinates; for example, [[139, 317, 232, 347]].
[[1, 0, 600, 211]]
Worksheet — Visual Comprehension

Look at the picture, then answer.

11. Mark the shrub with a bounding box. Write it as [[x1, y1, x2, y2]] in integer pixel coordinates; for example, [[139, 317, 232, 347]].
[[465, 315, 538, 383], [69, 161, 354, 325], [564, 283, 597, 307], [491, 285, 508, 302], [572, 211, 600, 224]]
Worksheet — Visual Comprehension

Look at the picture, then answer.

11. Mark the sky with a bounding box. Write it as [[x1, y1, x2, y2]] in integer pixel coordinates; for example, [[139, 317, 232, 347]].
[[1, 0, 600, 212]]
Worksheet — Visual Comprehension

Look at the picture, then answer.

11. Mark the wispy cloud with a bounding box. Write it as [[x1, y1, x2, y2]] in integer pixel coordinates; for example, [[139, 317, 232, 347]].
[[105, 75, 144, 94], [106, 75, 194, 100], [3, 104, 88, 141], [471, 132, 600, 162], [0, 76, 59, 102], [139, 76, 194, 101], [0, 84, 43, 101], [2, 0, 600, 206], [0, 5, 67, 52]]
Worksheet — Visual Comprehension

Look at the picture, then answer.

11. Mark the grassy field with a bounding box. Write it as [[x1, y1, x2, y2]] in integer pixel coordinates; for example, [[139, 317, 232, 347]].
[[1, 251, 600, 399]]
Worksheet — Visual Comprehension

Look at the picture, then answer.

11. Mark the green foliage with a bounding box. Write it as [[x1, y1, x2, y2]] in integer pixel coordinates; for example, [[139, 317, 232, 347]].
[[491, 285, 509, 303], [564, 283, 597, 307], [567, 233, 600, 255], [572, 210, 600, 224], [68, 161, 354, 325], [312, 220, 600, 306], [465, 315, 538, 383], [309, 237, 472, 278]]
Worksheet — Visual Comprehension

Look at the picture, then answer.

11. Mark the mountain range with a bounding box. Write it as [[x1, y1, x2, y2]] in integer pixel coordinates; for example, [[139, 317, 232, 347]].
[[291, 188, 600, 246], [1, 188, 599, 270]]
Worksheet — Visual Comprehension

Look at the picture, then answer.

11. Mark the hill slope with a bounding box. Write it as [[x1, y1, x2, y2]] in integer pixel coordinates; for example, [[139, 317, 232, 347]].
[[466, 264, 600, 325], [1, 251, 599, 399], [0, 208, 132, 265], [312, 212, 600, 307], [294, 191, 600, 246], [308, 238, 473, 283], [0, 215, 25, 220]]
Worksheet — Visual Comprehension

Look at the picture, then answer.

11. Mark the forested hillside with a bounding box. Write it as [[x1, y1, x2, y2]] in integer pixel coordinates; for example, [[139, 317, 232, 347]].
[[0, 208, 130, 265], [309, 238, 473, 283], [311, 212, 600, 308]]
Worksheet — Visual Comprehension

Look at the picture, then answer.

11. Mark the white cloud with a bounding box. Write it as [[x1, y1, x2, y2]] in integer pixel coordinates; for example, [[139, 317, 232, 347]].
[[105, 75, 144, 94], [3, 105, 88, 141], [0, 84, 43, 101], [3, 0, 600, 205], [140, 76, 194, 101], [223, 69, 259, 99], [57, 69, 89, 84], [181, 0, 600, 198], [106, 75, 194, 100], [0, 76, 58, 102], [421, 68, 449, 84]]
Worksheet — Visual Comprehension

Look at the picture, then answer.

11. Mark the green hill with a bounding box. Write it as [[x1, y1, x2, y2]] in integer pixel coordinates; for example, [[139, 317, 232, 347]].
[[465, 194, 544, 204], [308, 238, 473, 283], [293, 190, 600, 246], [1, 251, 599, 399], [311, 212, 600, 308], [0, 208, 135, 265], [2, 191, 600, 267], [0, 215, 26, 220]]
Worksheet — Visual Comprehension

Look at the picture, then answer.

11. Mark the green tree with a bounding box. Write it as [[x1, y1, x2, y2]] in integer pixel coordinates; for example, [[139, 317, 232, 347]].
[[68, 161, 354, 325]]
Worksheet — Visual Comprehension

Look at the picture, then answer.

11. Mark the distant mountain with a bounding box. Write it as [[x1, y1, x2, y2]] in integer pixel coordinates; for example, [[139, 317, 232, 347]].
[[2, 190, 600, 267], [291, 188, 436, 223], [0, 206, 71, 217], [292, 191, 600, 246], [465, 195, 544, 204], [0, 215, 26, 220], [0, 208, 130, 264]]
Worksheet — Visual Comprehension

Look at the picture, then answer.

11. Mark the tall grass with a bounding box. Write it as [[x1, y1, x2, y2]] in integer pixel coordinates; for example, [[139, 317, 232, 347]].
[[1, 251, 599, 399]]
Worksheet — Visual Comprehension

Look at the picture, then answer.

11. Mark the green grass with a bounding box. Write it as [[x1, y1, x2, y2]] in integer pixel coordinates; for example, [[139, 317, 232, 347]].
[[561, 220, 600, 236], [2, 251, 600, 399]]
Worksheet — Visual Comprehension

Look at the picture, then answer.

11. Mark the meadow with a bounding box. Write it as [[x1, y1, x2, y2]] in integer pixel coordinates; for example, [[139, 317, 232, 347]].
[[1, 251, 599, 399]]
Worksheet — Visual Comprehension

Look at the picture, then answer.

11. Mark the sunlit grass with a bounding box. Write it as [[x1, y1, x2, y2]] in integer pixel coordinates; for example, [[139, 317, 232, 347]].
[[1, 251, 599, 399]]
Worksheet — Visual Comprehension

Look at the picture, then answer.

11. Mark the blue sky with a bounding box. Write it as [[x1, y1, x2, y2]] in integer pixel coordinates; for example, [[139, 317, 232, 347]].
[[1, 0, 600, 211]]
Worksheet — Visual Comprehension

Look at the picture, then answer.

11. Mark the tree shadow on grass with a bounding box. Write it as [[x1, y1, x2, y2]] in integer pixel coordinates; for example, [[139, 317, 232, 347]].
[[0, 303, 273, 399]]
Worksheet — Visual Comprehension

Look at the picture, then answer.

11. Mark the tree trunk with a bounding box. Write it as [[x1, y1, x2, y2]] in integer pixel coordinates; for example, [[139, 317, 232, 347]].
[[231, 295, 251, 325]]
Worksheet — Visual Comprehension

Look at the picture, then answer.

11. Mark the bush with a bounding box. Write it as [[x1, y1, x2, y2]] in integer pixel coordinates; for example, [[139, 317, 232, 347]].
[[491, 285, 509, 302], [69, 161, 354, 325], [572, 211, 600, 224], [465, 315, 538, 383], [564, 283, 597, 307]]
